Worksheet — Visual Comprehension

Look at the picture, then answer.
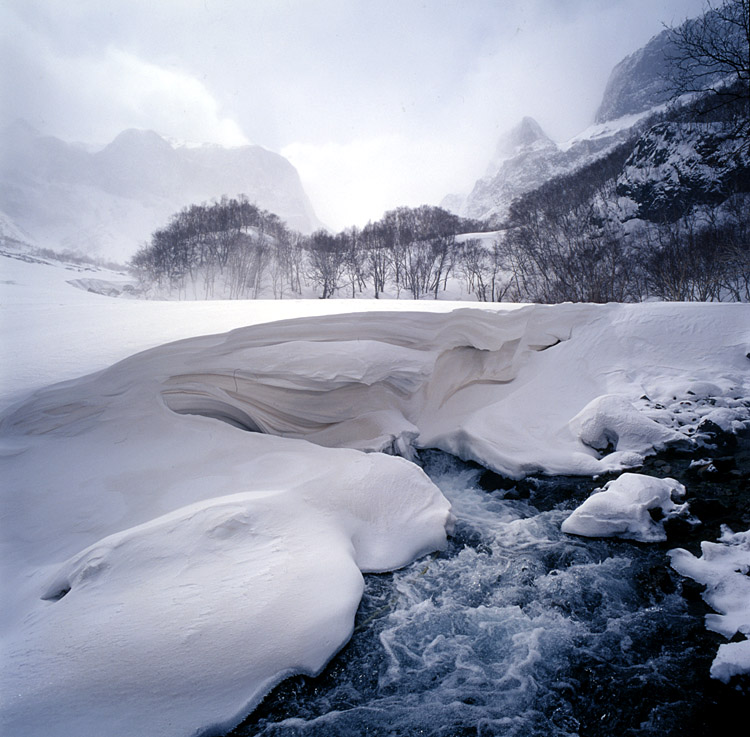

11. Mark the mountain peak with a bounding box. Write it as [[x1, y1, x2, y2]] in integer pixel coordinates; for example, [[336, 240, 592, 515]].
[[595, 29, 673, 124], [486, 116, 557, 177], [511, 117, 548, 145], [102, 128, 175, 155]]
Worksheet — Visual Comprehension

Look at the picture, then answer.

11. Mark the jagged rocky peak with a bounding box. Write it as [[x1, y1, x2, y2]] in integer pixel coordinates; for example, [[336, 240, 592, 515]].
[[488, 116, 557, 171], [595, 7, 736, 125]]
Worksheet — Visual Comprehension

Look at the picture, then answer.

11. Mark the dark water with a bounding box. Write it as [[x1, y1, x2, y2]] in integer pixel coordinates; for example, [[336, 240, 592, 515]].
[[226, 438, 750, 737]]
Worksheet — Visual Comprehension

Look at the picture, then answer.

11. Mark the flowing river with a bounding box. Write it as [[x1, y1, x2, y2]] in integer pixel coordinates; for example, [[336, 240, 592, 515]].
[[227, 442, 749, 737]]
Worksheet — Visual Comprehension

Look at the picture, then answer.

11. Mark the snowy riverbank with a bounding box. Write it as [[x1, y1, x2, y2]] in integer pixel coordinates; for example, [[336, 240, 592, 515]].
[[1, 251, 748, 736]]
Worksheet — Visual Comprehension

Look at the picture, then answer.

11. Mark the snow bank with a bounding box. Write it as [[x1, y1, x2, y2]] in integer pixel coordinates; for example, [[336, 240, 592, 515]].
[[0, 247, 520, 410], [670, 528, 750, 683], [0, 423, 451, 737], [2, 298, 749, 736], [561, 473, 687, 542]]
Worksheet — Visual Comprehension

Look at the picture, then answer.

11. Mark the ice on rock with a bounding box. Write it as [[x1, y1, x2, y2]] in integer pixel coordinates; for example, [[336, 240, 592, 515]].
[[670, 527, 750, 683], [712, 640, 750, 684], [561, 473, 687, 542]]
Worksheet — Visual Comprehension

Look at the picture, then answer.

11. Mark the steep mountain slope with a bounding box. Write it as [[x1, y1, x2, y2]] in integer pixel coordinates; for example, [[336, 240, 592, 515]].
[[616, 120, 750, 221], [447, 114, 637, 224], [0, 123, 324, 261], [595, 28, 675, 124], [446, 4, 748, 229]]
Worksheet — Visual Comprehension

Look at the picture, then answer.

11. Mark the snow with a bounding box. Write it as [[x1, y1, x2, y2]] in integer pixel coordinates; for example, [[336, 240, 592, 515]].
[[1, 436, 450, 737], [670, 528, 750, 683], [560, 108, 658, 151], [0, 248, 519, 412], [2, 251, 750, 735], [561, 473, 687, 542]]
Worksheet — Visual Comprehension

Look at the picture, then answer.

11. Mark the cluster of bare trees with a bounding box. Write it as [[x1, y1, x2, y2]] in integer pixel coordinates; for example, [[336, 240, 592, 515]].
[[130, 184, 749, 303], [131, 200, 492, 300], [666, 0, 749, 118], [639, 198, 750, 301], [131, 196, 305, 299], [498, 189, 750, 303], [302, 206, 484, 300]]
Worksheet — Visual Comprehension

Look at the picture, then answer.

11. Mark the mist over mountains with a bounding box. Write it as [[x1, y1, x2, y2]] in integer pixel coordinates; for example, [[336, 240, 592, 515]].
[[445, 15, 747, 229], [444, 24, 684, 223], [0, 123, 323, 262], [1, 2, 747, 282]]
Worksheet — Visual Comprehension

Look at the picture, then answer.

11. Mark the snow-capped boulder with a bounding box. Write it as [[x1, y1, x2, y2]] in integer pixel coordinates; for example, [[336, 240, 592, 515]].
[[569, 393, 685, 457], [561, 473, 688, 542]]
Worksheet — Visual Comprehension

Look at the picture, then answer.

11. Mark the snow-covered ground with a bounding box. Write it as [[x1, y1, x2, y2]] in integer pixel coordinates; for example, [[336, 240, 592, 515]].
[[0, 248, 519, 411], [1, 250, 749, 737]]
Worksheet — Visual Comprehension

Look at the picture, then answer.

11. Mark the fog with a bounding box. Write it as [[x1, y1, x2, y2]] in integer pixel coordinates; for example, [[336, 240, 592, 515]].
[[1, 0, 706, 229]]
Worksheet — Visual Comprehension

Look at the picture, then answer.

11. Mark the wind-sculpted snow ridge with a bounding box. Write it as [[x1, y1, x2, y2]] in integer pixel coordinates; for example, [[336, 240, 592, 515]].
[[1, 302, 749, 737]]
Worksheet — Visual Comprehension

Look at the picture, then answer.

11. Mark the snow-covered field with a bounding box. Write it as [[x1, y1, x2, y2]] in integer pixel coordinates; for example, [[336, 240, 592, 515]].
[[1, 250, 749, 737]]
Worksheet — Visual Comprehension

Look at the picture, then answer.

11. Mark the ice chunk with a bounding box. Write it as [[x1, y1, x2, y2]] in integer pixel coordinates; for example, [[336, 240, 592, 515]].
[[669, 527, 750, 682], [711, 640, 750, 684], [670, 528, 750, 638]]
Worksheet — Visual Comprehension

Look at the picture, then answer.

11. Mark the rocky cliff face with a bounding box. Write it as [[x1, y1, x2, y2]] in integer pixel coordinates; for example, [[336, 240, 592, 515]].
[[448, 116, 634, 224], [616, 121, 750, 221], [595, 29, 674, 124], [0, 123, 324, 261]]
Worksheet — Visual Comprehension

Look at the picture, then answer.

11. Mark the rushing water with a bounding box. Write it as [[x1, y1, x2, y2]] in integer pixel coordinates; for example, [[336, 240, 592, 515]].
[[227, 447, 748, 737]]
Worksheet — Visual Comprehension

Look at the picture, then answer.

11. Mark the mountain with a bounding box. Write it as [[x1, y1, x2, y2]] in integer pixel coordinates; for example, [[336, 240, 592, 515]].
[[615, 120, 750, 222], [596, 12, 740, 125], [445, 5, 748, 228], [0, 123, 324, 261], [594, 29, 675, 124], [445, 114, 636, 224]]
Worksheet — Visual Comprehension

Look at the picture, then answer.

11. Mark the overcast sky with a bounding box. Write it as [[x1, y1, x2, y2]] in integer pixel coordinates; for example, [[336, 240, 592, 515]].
[[1, 0, 706, 230]]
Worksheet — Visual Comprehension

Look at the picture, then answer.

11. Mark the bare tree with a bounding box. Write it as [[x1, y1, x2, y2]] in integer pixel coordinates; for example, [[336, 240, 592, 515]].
[[306, 231, 346, 298], [666, 0, 750, 116]]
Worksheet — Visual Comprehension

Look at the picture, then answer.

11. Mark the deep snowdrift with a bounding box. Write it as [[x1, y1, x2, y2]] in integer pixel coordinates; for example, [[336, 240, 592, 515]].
[[1, 301, 749, 737]]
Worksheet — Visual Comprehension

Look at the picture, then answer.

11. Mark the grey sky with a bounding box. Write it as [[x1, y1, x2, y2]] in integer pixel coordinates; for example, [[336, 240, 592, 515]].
[[1, 0, 706, 229]]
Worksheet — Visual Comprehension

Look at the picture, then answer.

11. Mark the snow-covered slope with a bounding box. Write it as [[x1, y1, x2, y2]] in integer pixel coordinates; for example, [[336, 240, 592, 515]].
[[1, 253, 749, 737], [0, 122, 324, 261]]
